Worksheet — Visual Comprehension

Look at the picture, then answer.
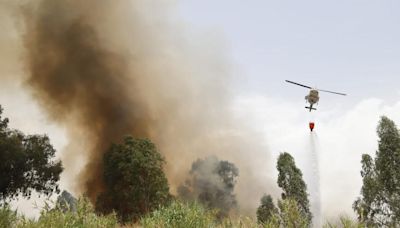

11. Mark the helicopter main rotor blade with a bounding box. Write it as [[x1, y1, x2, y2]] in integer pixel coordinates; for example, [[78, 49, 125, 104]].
[[318, 89, 347, 96], [285, 80, 312, 89]]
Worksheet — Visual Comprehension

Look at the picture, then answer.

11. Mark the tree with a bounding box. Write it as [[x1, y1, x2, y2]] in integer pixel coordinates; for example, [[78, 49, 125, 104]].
[[0, 105, 62, 203], [177, 156, 239, 218], [277, 198, 310, 228], [277, 152, 312, 225], [96, 136, 170, 222], [354, 116, 400, 226], [256, 194, 277, 224], [257, 197, 309, 228]]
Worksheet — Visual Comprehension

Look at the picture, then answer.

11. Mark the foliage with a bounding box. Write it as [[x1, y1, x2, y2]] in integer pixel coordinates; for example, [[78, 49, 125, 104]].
[[257, 152, 311, 226], [0, 205, 17, 228], [142, 200, 271, 228], [323, 215, 366, 228], [256, 194, 277, 224], [220, 216, 260, 228], [255, 198, 308, 228], [0, 197, 118, 228], [0, 105, 62, 203], [276, 152, 312, 225], [178, 156, 239, 219], [141, 200, 218, 228], [276, 198, 309, 228], [96, 136, 170, 222], [353, 116, 400, 226]]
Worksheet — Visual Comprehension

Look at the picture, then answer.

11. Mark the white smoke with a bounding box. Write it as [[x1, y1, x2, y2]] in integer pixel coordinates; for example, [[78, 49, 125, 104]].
[[234, 95, 400, 222]]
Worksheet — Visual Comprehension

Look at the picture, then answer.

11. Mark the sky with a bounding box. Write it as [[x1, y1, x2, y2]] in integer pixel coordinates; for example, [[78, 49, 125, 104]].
[[1, 0, 400, 222], [176, 0, 400, 221], [178, 0, 400, 105]]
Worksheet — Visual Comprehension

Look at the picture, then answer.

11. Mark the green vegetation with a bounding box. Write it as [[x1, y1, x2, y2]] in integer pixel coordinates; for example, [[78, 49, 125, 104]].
[[0, 205, 17, 228], [0, 198, 118, 228], [256, 194, 277, 224], [3, 107, 400, 227], [96, 136, 170, 222], [323, 215, 365, 228], [0, 197, 368, 228], [277, 152, 311, 224], [141, 200, 217, 228], [0, 105, 62, 203], [354, 116, 400, 226], [257, 152, 311, 226], [142, 198, 312, 228]]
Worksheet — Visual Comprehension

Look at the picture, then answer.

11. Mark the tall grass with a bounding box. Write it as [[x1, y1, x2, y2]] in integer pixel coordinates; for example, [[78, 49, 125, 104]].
[[140, 201, 218, 228], [0, 198, 367, 228], [323, 215, 366, 228], [0, 205, 18, 228], [0, 198, 118, 228]]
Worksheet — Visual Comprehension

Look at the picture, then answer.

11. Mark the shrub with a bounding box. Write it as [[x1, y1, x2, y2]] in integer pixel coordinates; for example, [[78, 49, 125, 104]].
[[20, 197, 118, 228], [141, 201, 217, 228], [324, 215, 366, 228], [0, 205, 17, 228]]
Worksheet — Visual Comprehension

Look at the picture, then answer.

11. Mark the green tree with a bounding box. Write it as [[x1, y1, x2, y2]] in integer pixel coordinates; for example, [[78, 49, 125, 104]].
[[256, 194, 277, 224], [96, 136, 170, 222], [277, 198, 309, 228], [353, 116, 400, 226], [0, 105, 62, 203], [277, 152, 312, 225], [258, 198, 309, 228]]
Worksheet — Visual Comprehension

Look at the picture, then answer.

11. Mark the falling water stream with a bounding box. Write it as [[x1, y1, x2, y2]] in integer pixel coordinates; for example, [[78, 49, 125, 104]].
[[308, 132, 321, 227]]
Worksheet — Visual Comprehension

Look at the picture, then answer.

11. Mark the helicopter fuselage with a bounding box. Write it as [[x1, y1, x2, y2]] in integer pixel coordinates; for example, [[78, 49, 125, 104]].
[[305, 89, 319, 111], [305, 89, 319, 105]]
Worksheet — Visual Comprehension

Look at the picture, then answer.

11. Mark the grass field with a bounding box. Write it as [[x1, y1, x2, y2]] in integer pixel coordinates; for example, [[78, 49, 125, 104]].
[[0, 198, 365, 228]]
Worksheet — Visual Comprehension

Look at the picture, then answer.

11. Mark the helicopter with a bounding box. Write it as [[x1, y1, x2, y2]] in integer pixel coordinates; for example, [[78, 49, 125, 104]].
[[285, 80, 346, 112]]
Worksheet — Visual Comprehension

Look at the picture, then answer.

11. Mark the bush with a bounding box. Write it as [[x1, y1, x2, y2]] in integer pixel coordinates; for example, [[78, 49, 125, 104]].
[[19, 197, 118, 228], [140, 201, 217, 228], [0, 205, 17, 228], [256, 198, 309, 228], [323, 215, 366, 228]]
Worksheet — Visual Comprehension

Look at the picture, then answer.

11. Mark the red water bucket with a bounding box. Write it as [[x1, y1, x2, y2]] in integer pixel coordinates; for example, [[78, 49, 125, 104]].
[[309, 122, 315, 131]]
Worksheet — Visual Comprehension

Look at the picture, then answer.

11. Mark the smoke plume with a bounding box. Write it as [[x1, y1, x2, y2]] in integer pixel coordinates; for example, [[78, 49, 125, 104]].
[[11, 0, 275, 213], [178, 156, 239, 218]]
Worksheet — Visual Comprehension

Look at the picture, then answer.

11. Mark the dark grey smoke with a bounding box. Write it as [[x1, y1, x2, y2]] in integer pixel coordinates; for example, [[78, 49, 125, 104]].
[[178, 156, 239, 218], [56, 190, 77, 212], [21, 0, 152, 200]]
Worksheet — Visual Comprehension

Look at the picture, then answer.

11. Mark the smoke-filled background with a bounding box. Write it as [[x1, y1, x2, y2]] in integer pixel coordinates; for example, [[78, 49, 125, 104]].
[[1, 0, 275, 215], [2, 0, 400, 222]]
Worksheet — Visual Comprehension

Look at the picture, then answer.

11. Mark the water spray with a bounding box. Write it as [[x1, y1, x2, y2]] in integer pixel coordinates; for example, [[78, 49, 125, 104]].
[[309, 133, 321, 227]]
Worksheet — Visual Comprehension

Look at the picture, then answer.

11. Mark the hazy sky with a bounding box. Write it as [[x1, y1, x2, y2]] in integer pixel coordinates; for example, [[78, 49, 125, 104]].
[[178, 0, 400, 106], [2, 0, 400, 222], [177, 0, 400, 221]]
